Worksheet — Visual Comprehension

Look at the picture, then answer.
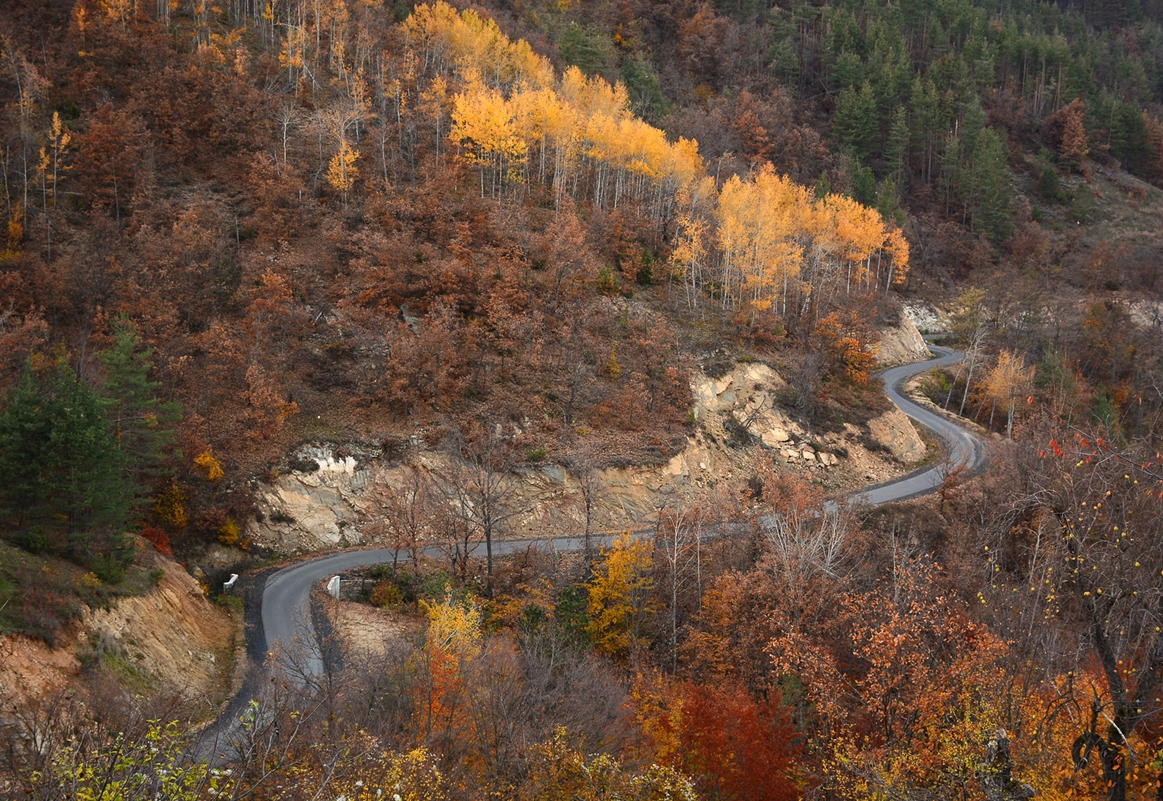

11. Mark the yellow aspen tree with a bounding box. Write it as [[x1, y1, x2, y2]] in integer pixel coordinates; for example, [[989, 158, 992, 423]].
[[405, 2, 704, 216], [586, 533, 655, 658], [73, 2, 90, 41], [46, 111, 72, 206], [194, 449, 225, 481], [419, 589, 482, 733], [667, 137, 703, 187], [5, 203, 24, 259], [98, 0, 133, 27], [754, 168, 808, 317], [883, 227, 910, 294], [983, 349, 1035, 438], [280, 21, 309, 88], [35, 145, 50, 259], [421, 589, 483, 659], [407, 2, 553, 90], [326, 138, 359, 206], [419, 74, 451, 168], [716, 166, 806, 320], [450, 85, 527, 198], [260, 0, 279, 49], [192, 0, 211, 46], [671, 185, 710, 314], [827, 194, 883, 298]]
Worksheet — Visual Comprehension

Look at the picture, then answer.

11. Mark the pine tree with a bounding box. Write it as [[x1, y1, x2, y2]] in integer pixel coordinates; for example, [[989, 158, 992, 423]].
[[885, 105, 910, 184], [960, 96, 987, 156], [833, 82, 879, 160], [964, 127, 1012, 241], [0, 367, 49, 529], [99, 318, 181, 506], [876, 177, 902, 225], [851, 163, 877, 206], [0, 359, 132, 568]]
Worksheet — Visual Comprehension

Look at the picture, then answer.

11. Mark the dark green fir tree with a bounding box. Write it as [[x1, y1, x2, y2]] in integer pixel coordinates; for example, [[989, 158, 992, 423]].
[[99, 318, 181, 505], [0, 359, 132, 573]]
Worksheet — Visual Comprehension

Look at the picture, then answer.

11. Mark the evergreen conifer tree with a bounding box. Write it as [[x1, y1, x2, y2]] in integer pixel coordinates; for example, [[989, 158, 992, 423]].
[[885, 105, 910, 184], [834, 82, 879, 160], [0, 359, 132, 572], [964, 127, 1013, 241], [99, 318, 181, 505]]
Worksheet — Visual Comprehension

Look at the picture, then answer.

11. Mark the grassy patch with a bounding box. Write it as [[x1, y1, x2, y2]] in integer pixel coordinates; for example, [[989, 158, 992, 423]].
[[915, 423, 944, 468], [0, 540, 155, 647], [78, 631, 153, 693]]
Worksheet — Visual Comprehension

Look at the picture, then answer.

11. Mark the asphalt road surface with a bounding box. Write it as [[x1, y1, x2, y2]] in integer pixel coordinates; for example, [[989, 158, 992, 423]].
[[852, 343, 986, 505], [198, 342, 985, 755]]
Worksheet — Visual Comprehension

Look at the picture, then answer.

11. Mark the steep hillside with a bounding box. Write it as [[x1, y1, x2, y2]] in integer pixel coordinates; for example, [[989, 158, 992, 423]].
[[2, 4, 1163, 798], [1, 543, 236, 712], [0, 0, 924, 562]]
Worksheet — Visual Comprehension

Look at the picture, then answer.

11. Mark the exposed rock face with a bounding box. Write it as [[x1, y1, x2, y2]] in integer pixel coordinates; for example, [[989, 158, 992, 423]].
[[1130, 299, 1163, 328], [0, 633, 80, 701], [902, 302, 951, 334], [688, 362, 855, 476], [83, 552, 233, 702], [691, 361, 786, 415], [247, 360, 927, 552], [692, 361, 804, 446], [872, 313, 931, 367], [252, 442, 382, 552], [867, 407, 927, 464]]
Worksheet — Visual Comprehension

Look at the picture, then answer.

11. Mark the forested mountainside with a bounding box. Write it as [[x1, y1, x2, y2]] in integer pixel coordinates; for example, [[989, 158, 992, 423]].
[[2, 0, 1163, 798]]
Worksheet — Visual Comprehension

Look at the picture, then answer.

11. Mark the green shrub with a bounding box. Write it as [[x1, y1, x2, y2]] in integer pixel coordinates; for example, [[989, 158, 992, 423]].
[[596, 265, 619, 296]]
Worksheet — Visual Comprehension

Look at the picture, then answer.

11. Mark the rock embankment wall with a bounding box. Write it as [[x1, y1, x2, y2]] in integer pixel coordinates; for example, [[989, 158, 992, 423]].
[[872, 313, 931, 367], [249, 350, 928, 553], [1, 549, 235, 710]]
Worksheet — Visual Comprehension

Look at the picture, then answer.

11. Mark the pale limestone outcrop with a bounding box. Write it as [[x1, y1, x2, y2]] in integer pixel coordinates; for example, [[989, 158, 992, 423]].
[[252, 443, 379, 552], [692, 360, 809, 452], [867, 407, 926, 464], [902, 302, 952, 334], [247, 359, 928, 551], [872, 313, 931, 367]]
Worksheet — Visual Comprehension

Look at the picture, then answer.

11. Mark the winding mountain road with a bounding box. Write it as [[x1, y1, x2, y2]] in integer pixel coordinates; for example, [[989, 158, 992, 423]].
[[197, 342, 985, 755], [854, 343, 987, 504]]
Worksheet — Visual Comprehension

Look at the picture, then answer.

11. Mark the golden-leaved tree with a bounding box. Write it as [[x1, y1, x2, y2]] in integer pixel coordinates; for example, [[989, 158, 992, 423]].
[[587, 533, 655, 658], [449, 81, 528, 198], [409, 3, 703, 220], [983, 349, 1035, 438], [703, 164, 909, 329], [716, 166, 807, 321], [402, 1, 909, 332]]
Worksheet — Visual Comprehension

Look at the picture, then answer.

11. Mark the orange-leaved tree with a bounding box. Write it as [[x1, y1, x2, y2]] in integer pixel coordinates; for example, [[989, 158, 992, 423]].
[[628, 670, 803, 800], [992, 426, 1163, 800], [677, 680, 802, 801], [769, 557, 1037, 799]]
